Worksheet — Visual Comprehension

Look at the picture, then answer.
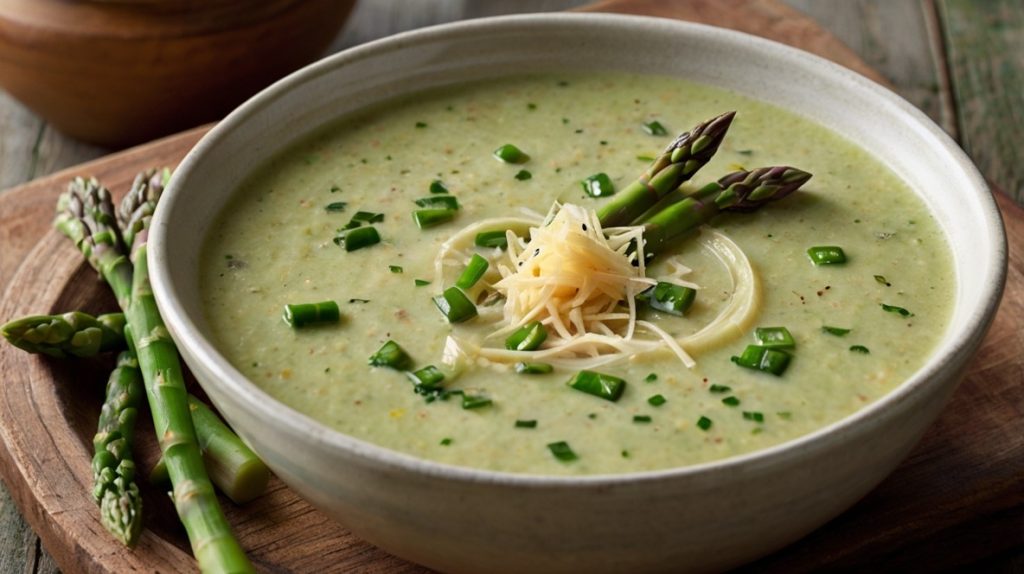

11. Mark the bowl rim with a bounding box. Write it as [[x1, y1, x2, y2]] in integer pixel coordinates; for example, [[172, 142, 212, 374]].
[[150, 12, 1007, 486]]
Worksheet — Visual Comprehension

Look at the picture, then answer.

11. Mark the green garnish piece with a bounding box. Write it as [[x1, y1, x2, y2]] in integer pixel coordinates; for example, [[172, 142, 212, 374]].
[[754, 326, 795, 349], [777, 411, 793, 420], [455, 254, 489, 290], [415, 121, 428, 128], [874, 274, 892, 286], [389, 265, 403, 274], [414, 279, 431, 287], [742, 411, 765, 423], [731, 345, 791, 376], [325, 202, 347, 212], [415, 196, 460, 210], [333, 226, 380, 251], [282, 301, 340, 328], [636, 154, 655, 162], [645, 373, 658, 383], [432, 287, 478, 323], [642, 120, 668, 136], [621, 450, 630, 458], [475, 230, 508, 250], [567, 370, 626, 402], [547, 441, 577, 462], [639, 282, 696, 316], [505, 321, 548, 351], [696, 416, 713, 431], [722, 396, 741, 407], [708, 384, 731, 393], [407, 365, 445, 389], [515, 362, 553, 375], [368, 340, 412, 370], [493, 143, 530, 164], [807, 246, 847, 265], [413, 208, 456, 229], [581, 173, 615, 198], [514, 170, 533, 181], [515, 420, 538, 428], [429, 180, 449, 194], [461, 394, 492, 410], [352, 211, 385, 224], [881, 303, 914, 317], [647, 394, 666, 407], [439, 438, 452, 446], [633, 415, 652, 424], [822, 326, 851, 336], [849, 345, 871, 354]]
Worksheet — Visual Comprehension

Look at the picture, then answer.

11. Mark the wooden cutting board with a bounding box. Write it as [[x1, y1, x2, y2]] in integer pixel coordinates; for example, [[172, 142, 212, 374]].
[[0, 0, 1021, 572]]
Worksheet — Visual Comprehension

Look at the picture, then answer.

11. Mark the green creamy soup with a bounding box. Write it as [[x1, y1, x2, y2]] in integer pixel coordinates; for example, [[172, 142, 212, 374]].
[[200, 74, 954, 476]]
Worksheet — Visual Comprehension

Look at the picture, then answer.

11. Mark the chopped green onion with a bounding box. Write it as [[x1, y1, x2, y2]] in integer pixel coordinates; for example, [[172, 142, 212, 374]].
[[415, 121, 428, 128], [647, 394, 666, 407], [807, 246, 847, 265], [439, 438, 452, 446], [505, 321, 548, 351], [636, 154, 655, 162], [461, 394, 492, 410], [406, 365, 445, 389], [389, 265, 403, 274], [566, 370, 626, 402], [633, 415, 652, 424], [352, 211, 384, 224], [547, 441, 577, 462], [514, 169, 532, 181], [642, 120, 668, 136], [722, 396, 741, 407], [368, 340, 412, 370], [621, 450, 630, 458], [731, 345, 791, 376], [515, 419, 538, 428], [742, 411, 765, 423], [515, 362, 553, 375], [415, 196, 460, 210], [282, 301, 340, 328], [645, 373, 658, 383], [754, 326, 795, 349], [822, 326, 851, 336], [696, 416, 712, 431], [493, 144, 530, 164], [455, 254, 489, 290], [429, 180, 449, 194], [325, 202, 347, 212], [414, 279, 431, 287], [639, 282, 696, 316], [849, 345, 871, 354], [475, 230, 508, 249], [432, 287, 478, 323], [581, 173, 615, 198], [334, 226, 380, 251], [874, 274, 892, 286], [881, 303, 914, 317], [708, 384, 731, 393], [413, 208, 456, 229]]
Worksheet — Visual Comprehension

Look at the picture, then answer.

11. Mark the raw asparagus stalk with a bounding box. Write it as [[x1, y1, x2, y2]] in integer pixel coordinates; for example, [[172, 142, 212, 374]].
[[597, 111, 735, 227], [641, 166, 812, 256], [92, 349, 145, 546], [1, 311, 125, 358], [150, 395, 271, 505], [117, 168, 169, 252]]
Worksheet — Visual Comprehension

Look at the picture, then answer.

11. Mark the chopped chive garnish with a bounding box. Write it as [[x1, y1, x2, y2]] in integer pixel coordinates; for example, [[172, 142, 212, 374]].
[[334, 226, 380, 251], [330, 185, 341, 193], [414, 279, 431, 287], [348, 298, 370, 304], [731, 345, 791, 376], [581, 173, 615, 198], [754, 326, 795, 349], [708, 384, 731, 393], [505, 321, 548, 351], [636, 154, 655, 162], [645, 373, 658, 382], [414, 196, 460, 210], [406, 365, 445, 389], [455, 254, 489, 290], [413, 208, 456, 229], [515, 362, 553, 375], [282, 301, 340, 328], [696, 416, 712, 431], [325, 202, 347, 212], [527, 103, 537, 110], [849, 345, 871, 354], [822, 326, 851, 336], [514, 169, 533, 181], [388, 265, 403, 274], [639, 282, 696, 316], [742, 411, 765, 423], [737, 149, 754, 156], [587, 413, 597, 419], [461, 394, 492, 410], [368, 340, 412, 370], [621, 450, 630, 458], [874, 275, 892, 286], [722, 396, 741, 407], [647, 394, 666, 407], [881, 303, 914, 317], [439, 438, 452, 446], [807, 246, 847, 265], [642, 120, 668, 136], [515, 419, 538, 428], [493, 143, 530, 164], [429, 180, 449, 194], [352, 211, 384, 224], [432, 287, 478, 323], [547, 441, 577, 462], [633, 415, 652, 424], [566, 370, 627, 402], [475, 230, 508, 249], [415, 121, 427, 128]]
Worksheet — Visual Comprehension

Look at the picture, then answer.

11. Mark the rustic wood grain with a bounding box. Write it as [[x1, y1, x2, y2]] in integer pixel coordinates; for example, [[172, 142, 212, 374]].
[[0, 0, 1020, 572], [938, 0, 1024, 203]]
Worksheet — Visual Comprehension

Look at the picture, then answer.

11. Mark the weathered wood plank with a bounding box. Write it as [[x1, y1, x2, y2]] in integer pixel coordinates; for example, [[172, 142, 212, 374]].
[[939, 0, 1024, 203], [0, 93, 43, 191]]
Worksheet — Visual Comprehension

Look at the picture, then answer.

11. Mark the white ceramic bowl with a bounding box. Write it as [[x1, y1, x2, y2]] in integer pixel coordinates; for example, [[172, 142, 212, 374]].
[[150, 14, 1006, 573]]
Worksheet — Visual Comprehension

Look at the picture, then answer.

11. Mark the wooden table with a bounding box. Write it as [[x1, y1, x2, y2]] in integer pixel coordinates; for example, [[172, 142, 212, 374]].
[[0, 1, 1021, 572]]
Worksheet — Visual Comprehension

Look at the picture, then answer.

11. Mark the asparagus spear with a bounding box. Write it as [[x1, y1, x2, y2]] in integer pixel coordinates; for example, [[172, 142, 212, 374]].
[[92, 349, 145, 546], [1, 311, 125, 358], [150, 395, 271, 505], [641, 166, 812, 256], [596, 111, 735, 227], [117, 168, 169, 252]]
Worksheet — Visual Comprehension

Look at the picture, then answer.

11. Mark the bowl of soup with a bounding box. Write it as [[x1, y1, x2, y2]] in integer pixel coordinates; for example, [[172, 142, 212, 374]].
[[148, 13, 1005, 573]]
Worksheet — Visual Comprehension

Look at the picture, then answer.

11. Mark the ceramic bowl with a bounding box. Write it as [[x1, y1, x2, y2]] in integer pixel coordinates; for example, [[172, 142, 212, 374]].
[[149, 14, 1006, 573]]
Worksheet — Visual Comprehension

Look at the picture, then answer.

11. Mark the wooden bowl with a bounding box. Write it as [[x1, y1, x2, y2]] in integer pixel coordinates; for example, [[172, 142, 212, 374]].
[[0, 0, 356, 146]]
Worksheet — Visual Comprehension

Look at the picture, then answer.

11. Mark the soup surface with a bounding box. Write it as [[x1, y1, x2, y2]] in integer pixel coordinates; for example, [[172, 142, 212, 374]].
[[201, 74, 953, 475]]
